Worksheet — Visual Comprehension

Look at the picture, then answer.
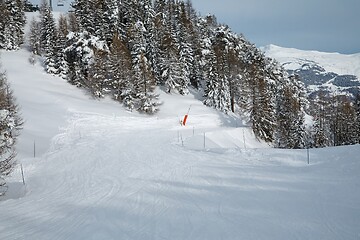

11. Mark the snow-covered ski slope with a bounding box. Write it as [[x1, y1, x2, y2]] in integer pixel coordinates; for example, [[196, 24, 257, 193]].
[[0, 48, 360, 240]]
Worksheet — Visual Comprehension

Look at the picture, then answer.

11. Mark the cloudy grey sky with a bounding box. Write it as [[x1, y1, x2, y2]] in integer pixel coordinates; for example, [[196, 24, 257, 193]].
[[191, 0, 360, 54], [31, 0, 360, 54]]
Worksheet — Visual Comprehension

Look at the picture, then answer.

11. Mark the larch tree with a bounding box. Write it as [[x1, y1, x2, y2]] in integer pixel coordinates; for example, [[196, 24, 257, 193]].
[[355, 94, 360, 144], [107, 34, 133, 103], [0, 65, 22, 196], [312, 91, 332, 147], [333, 96, 357, 146]]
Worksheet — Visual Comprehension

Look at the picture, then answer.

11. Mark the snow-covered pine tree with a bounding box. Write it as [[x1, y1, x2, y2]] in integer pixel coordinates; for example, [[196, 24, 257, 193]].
[[234, 37, 257, 115], [56, 14, 69, 78], [128, 21, 159, 113], [0, 0, 26, 50], [158, 26, 184, 94], [203, 27, 232, 112], [0, 66, 22, 196], [141, 1, 158, 85], [28, 17, 41, 55], [71, 0, 96, 35], [287, 75, 307, 148], [162, 45, 184, 94], [175, 2, 194, 95], [119, 0, 146, 31], [64, 31, 108, 87], [247, 52, 276, 143], [210, 25, 243, 113], [203, 50, 222, 110], [275, 74, 306, 149], [39, 0, 58, 74], [197, 14, 218, 90], [152, 2, 167, 85], [153, 0, 184, 93], [88, 49, 110, 98], [135, 53, 159, 114], [39, 0, 54, 53], [12, 0, 26, 47], [154, 0, 167, 13], [184, 0, 202, 86], [0, 3, 6, 49], [93, 0, 106, 38], [102, 0, 119, 44], [23, 0, 39, 12], [145, 12, 161, 85], [91, 0, 120, 42]]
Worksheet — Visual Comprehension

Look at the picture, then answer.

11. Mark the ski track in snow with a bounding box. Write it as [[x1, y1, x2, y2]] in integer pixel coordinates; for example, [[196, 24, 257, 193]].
[[1, 48, 360, 240]]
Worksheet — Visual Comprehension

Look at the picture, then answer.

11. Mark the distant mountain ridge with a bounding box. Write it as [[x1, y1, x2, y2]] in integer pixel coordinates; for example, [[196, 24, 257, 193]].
[[261, 44, 360, 98]]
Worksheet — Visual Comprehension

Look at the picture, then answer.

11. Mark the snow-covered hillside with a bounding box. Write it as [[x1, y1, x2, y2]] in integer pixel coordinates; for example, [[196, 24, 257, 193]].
[[262, 44, 360, 97], [262, 44, 360, 78], [0, 48, 360, 240]]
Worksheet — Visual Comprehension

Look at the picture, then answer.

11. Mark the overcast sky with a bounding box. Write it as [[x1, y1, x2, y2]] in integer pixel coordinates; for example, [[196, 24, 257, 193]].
[[32, 0, 360, 54], [190, 0, 360, 54]]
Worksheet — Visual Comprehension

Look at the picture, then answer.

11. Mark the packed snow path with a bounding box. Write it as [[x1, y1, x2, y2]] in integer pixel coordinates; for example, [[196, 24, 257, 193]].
[[1, 49, 360, 240]]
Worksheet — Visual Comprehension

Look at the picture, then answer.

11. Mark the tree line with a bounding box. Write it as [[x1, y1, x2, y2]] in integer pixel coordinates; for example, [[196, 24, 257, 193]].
[[311, 92, 360, 147]]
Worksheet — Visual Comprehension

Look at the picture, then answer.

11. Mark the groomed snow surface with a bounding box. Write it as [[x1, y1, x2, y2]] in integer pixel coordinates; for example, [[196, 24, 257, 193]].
[[1, 48, 360, 240]]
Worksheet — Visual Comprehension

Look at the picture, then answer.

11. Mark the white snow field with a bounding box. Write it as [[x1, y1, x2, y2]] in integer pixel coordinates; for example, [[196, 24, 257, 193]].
[[1, 48, 360, 240], [261, 44, 360, 78]]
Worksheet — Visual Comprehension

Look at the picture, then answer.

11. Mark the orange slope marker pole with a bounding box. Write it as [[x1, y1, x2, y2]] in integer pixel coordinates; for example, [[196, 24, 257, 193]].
[[183, 114, 188, 126], [182, 105, 191, 126]]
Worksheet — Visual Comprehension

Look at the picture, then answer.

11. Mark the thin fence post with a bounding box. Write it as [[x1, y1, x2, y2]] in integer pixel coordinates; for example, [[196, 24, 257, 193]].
[[204, 133, 206, 149], [20, 164, 25, 185], [180, 133, 184, 147], [307, 148, 310, 165], [33, 140, 36, 158], [243, 129, 246, 149]]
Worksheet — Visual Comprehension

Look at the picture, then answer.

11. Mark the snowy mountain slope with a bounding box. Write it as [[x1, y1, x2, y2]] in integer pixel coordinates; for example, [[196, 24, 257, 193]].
[[261, 44, 360, 97], [262, 44, 360, 78], [0, 48, 360, 240]]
